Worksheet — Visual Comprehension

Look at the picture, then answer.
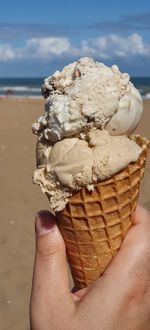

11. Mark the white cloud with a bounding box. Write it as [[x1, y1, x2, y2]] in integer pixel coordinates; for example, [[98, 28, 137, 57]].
[[0, 37, 72, 61], [0, 44, 15, 61], [22, 37, 72, 58], [0, 33, 149, 62], [78, 33, 150, 59], [127, 33, 149, 56]]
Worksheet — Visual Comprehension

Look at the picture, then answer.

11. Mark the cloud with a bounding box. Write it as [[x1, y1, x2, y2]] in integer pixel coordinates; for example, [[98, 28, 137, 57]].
[[92, 12, 150, 32], [1, 12, 150, 43], [0, 33, 149, 63], [79, 34, 149, 59], [123, 12, 150, 30], [0, 37, 72, 61], [0, 44, 15, 61], [1, 12, 150, 45], [0, 23, 83, 42], [21, 37, 72, 58]]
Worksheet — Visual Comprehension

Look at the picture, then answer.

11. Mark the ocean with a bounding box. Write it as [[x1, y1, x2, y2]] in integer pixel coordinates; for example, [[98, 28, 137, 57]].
[[0, 77, 150, 99], [0, 78, 43, 98]]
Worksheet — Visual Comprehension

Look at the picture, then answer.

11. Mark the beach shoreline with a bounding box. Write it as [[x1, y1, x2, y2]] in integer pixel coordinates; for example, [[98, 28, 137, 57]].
[[0, 98, 150, 330], [0, 76, 150, 99], [1, 94, 150, 100]]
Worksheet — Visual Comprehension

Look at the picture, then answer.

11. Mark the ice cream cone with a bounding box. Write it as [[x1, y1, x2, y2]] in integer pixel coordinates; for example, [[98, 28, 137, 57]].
[[56, 136, 150, 289]]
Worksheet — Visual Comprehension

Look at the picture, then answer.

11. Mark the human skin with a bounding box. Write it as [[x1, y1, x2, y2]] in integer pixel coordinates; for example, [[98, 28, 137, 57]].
[[30, 205, 150, 330]]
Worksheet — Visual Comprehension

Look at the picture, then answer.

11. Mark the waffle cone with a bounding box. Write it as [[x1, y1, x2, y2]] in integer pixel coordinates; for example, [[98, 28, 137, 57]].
[[56, 136, 150, 289]]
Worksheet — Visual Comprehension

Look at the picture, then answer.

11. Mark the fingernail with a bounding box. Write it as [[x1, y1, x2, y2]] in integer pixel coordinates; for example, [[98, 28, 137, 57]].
[[35, 210, 56, 236], [71, 286, 78, 293]]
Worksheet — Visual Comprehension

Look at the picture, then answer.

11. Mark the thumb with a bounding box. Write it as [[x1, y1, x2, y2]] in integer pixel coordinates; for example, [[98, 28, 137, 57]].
[[30, 210, 71, 314]]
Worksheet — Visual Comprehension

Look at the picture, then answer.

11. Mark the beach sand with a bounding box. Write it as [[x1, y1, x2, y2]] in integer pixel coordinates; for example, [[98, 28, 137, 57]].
[[0, 98, 150, 330]]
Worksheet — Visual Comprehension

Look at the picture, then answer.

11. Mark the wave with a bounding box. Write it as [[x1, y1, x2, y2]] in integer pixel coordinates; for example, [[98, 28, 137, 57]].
[[142, 93, 150, 99], [0, 84, 150, 99], [0, 86, 41, 93]]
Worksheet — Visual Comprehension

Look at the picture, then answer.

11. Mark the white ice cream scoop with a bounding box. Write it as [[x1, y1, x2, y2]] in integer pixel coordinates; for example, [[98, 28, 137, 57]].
[[32, 57, 143, 142]]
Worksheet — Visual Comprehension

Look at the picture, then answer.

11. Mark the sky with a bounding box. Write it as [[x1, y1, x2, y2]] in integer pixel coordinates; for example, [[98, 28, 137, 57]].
[[1, 0, 150, 77]]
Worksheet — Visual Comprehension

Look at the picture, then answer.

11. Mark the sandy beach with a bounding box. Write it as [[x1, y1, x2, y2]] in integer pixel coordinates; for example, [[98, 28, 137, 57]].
[[0, 97, 150, 330]]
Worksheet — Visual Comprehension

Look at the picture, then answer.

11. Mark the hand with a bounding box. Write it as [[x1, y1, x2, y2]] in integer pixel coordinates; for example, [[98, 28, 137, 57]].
[[30, 206, 150, 330]]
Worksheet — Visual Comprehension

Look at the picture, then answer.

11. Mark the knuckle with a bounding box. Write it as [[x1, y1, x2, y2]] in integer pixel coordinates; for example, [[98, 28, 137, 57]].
[[37, 237, 63, 260], [128, 277, 150, 305], [138, 236, 150, 259], [126, 271, 150, 306], [37, 245, 59, 259]]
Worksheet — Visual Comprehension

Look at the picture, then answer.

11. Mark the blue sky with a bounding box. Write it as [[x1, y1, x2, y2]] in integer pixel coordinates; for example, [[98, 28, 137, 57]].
[[1, 0, 150, 76]]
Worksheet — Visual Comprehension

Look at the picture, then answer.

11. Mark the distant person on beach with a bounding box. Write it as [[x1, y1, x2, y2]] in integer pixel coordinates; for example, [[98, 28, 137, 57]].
[[30, 205, 150, 329], [5, 89, 15, 97]]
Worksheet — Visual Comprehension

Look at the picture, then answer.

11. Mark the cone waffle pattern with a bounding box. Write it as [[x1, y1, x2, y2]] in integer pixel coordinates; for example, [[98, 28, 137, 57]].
[[56, 136, 149, 289]]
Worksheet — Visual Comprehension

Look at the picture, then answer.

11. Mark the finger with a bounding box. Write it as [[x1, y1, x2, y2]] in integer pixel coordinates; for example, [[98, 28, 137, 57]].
[[133, 204, 150, 225], [71, 287, 90, 302], [30, 211, 73, 313]]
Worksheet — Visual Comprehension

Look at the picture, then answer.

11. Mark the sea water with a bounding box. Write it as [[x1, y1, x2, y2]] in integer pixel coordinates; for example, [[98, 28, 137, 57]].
[[0, 77, 150, 99], [0, 78, 43, 98]]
